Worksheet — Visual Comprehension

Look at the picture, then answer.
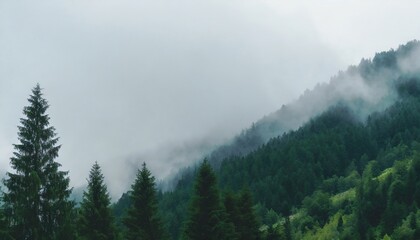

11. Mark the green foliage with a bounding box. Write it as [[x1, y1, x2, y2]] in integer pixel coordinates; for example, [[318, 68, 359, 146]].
[[292, 145, 420, 240], [182, 160, 235, 240], [390, 210, 420, 240], [283, 216, 292, 240], [302, 191, 332, 226], [223, 189, 261, 240], [264, 224, 282, 240], [2, 84, 75, 239], [123, 162, 167, 240], [0, 194, 12, 240], [78, 162, 116, 239], [218, 106, 369, 215], [112, 192, 130, 234], [158, 169, 194, 240]]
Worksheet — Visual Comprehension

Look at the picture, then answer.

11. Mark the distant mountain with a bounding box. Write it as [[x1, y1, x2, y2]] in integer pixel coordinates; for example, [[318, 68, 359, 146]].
[[158, 41, 420, 192], [113, 40, 420, 240], [206, 40, 420, 168]]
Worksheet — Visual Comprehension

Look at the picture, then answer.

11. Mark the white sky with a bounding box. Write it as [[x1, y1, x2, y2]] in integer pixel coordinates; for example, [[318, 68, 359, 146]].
[[1, 0, 420, 199]]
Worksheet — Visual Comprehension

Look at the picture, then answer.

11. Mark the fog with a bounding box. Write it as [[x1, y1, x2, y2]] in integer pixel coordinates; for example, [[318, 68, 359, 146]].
[[1, 0, 420, 199]]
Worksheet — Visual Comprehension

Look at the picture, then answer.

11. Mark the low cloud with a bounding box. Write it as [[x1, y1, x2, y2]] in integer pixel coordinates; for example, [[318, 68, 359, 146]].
[[2, 0, 420, 199]]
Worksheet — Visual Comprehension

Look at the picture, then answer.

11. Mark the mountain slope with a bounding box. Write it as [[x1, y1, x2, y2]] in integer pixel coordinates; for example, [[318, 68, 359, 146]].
[[201, 41, 420, 169], [114, 40, 420, 239]]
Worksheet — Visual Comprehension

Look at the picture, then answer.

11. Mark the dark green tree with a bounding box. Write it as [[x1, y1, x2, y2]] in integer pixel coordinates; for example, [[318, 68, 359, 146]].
[[223, 191, 240, 240], [236, 189, 261, 240], [265, 224, 281, 240], [79, 162, 116, 239], [302, 191, 331, 226], [0, 191, 12, 240], [283, 216, 292, 240], [183, 160, 235, 240], [123, 162, 166, 240], [2, 84, 75, 239]]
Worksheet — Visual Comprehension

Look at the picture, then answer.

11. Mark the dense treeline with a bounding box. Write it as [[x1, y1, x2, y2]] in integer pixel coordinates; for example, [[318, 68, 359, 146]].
[[100, 42, 420, 239], [156, 93, 420, 239], [153, 95, 420, 239], [0, 84, 261, 239], [3, 41, 420, 239], [287, 143, 420, 239], [148, 41, 420, 239], [0, 85, 165, 239]]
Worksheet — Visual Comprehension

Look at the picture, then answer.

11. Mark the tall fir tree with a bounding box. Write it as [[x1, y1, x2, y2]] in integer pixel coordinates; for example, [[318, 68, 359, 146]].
[[224, 189, 261, 240], [236, 189, 261, 240], [183, 159, 236, 240], [123, 162, 166, 240], [79, 162, 116, 240], [223, 191, 240, 240], [2, 84, 75, 239]]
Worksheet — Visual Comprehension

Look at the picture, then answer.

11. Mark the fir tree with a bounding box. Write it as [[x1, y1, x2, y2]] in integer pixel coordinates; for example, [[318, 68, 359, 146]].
[[183, 159, 235, 240], [2, 84, 75, 239], [224, 189, 261, 240], [123, 162, 166, 240], [0, 191, 12, 240], [223, 191, 240, 239], [79, 162, 116, 240], [236, 189, 261, 240]]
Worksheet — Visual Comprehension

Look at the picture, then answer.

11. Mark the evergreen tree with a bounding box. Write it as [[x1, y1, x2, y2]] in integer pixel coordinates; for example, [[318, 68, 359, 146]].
[[2, 84, 75, 239], [283, 216, 292, 240], [123, 162, 166, 240], [235, 188, 261, 240], [226, 189, 261, 240], [265, 225, 282, 240], [183, 159, 235, 240], [79, 162, 116, 240], [0, 191, 12, 240], [223, 191, 240, 239]]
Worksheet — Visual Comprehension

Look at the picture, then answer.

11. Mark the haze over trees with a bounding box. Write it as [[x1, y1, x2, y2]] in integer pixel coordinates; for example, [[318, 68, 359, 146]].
[[143, 41, 420, 239], [2, 41, 420, 239]]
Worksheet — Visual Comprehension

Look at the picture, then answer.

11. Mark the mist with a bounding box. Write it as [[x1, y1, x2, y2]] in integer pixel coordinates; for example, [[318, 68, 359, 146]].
[[2, 0, 420, 199]]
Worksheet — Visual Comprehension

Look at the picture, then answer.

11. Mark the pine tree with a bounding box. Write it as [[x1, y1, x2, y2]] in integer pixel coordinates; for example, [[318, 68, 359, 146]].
[[0, 190, 12, 240], [223, 191, 240, 239], [183, 159, 235, 240], [236, 189, 261, 240], [79, 162, 116, 239], [2, 84, 75, 239], [224, 189, 261, 240], [123, 162, 166, 240]]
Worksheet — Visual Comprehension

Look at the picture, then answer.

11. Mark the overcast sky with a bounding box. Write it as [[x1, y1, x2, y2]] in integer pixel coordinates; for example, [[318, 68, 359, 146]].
[[1, 0, 420, 199]]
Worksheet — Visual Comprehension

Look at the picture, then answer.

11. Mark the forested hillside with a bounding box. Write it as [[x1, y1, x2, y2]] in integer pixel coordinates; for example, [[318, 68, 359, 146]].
[[114, 41, 420, 239], [200, 40, 420, 169], [150, 89, 420, 240]]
